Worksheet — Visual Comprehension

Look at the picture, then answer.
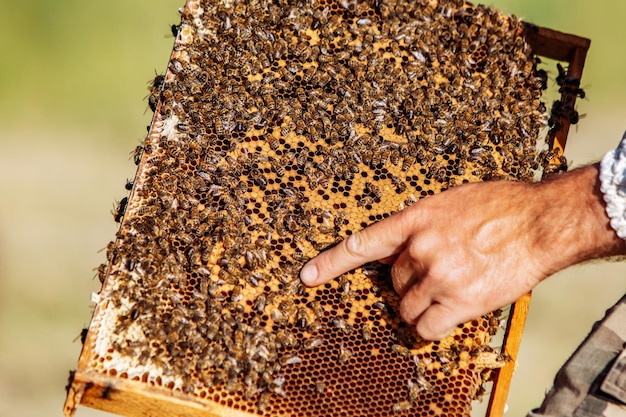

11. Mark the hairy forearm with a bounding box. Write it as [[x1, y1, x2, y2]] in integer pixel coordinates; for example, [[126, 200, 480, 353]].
[[531, 163, 626, 278]]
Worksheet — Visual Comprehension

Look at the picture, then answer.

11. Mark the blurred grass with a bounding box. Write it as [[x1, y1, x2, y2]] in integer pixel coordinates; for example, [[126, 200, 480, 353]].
[[0, 1, 183, 142], [0, 1, 624, 417]]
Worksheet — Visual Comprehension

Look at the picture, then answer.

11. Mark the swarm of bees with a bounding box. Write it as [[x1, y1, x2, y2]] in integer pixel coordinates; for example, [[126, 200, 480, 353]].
[[79, 0, 551, 416]]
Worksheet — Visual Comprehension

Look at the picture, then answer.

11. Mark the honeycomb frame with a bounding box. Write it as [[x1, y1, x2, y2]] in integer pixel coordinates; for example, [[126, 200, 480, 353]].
[[64, 2, 590, 417]]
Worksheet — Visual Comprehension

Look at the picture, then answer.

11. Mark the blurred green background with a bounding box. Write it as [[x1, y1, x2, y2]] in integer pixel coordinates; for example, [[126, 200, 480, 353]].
[[0, 1, 624, 417]]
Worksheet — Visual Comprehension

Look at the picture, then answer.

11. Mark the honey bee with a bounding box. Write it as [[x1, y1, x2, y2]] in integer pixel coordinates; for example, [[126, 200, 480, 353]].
[[337, 342, 353, 364], [257, 391, 270, 414], [65, 370, 76, 395], [113, 197, 128, 223], [131, 145, 144, 166], [331, 318, 352, 335], [303, 66, 317, 83], [407, 379, 421, 402], [415, 373, 433, 393], [280, 354, 303, 366], [542, 156, 568, 176], [254, 172, 268, 187], [402, 155, 416, 172], [316, 72, 331, 87], [267, 135, 280, 150], [317, 224, 334, 236], [295, 43, 311, 59], [280, 123, 292, 137], [371, 147, 388, 167], [440, 358, 460, 375], [314, 173, 328, 189], [407, 374, 431, 401], [473, 384, 488, 402], [147, 74, 165, 112], [309, 300, 325, 319], [169, 59, 184, 74], [262, 93, 276, 110], [366, 182, 382, 199], [96, 263, 107, 283], [258, 52, 271, 69], [230, 285, 242, 302], [295, 119, 307, 136], [101, 383, 115, 400], [277, 329, 299, 349], [357, 196, 375, 207], [293, 87, 307, 103], [137, 350, 151, 366], [304, 336, 324, 350], [254, 294, 267, 313], [304, 318, 321, 334], [391, 344, 411, 358], [304, 377, 323, 396], [392, 401, 412, 413], [268, 307, 286, 327], [358, 322, 372, 342], [295, 307, 309, 329]]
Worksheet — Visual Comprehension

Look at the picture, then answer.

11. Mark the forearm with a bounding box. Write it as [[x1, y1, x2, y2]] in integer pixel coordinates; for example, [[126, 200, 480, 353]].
[[531, 163, 626, 279]]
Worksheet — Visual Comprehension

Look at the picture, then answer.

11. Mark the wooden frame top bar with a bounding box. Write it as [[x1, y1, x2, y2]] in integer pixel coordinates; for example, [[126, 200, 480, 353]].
[[523, 23, 591, 63]]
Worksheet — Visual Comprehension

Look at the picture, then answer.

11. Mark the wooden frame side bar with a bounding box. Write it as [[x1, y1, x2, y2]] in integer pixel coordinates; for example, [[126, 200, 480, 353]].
[[485, 26, 590, 417], [486, 293, 532, 417], [524, 24, 591, 154]]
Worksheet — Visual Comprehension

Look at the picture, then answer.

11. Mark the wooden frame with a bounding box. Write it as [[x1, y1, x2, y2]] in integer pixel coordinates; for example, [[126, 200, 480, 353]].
[[486, 26, 590, 417], [64, 9, 591, 417], [527, 24, 591, 167]]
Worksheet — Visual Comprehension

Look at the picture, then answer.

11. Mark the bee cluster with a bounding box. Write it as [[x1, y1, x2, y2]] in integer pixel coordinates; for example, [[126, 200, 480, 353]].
[[85, 0, 548, 416], [539, 61, 585, 175]]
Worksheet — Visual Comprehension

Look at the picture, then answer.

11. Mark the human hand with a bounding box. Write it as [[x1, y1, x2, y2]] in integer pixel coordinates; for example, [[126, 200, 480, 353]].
[[300, 164, 619, 340]]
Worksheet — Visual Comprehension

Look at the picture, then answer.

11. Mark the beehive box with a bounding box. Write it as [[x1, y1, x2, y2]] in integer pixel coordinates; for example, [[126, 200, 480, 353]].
[[64, 1, 589, 416]]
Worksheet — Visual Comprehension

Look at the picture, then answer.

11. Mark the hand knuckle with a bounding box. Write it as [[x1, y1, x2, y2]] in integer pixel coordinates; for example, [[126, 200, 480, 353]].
[[406, 238, 425, 261], [398, 300, 415, 324], [416, 321, 437, 341], [390, 263, 404, 293], [343, 232, 364, 259]]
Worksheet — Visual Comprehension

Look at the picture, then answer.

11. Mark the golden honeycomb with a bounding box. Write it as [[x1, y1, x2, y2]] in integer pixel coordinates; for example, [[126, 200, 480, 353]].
[[65, 0, 553, 416]]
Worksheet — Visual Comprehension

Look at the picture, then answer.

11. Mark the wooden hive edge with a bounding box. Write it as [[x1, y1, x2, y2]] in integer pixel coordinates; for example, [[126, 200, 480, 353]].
[[64, 371, 257, 417], [486, 25, 590, 417], [486, 293, 532, 417], [523, 23, 591, 63], [524, 23, 590, 160]]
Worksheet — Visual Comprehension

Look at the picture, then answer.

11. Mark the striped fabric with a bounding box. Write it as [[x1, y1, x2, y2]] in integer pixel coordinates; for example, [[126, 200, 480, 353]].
[[528, 294, 626, 417]]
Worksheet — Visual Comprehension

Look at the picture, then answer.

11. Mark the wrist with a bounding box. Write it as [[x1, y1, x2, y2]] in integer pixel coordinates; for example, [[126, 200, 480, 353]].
[[531, 164, 626, 278]]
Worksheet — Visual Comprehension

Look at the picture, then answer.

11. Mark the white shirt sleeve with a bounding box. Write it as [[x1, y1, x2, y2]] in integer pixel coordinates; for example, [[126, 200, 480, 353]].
[[599, 132, 626, 240]]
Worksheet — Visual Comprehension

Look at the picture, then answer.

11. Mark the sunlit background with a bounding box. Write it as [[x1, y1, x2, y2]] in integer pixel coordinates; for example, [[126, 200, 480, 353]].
[[0, 1, 624, 416]]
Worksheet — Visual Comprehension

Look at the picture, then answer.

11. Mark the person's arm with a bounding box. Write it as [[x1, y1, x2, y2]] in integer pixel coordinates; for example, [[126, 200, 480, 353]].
[[300, 163, 626, 340]]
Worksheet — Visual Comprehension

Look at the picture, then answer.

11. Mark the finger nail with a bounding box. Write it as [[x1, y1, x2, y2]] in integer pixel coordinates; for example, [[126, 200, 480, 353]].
[[437, 330, 452, 340], [433, 327, 455, 341], [300, 263, 318, 285]]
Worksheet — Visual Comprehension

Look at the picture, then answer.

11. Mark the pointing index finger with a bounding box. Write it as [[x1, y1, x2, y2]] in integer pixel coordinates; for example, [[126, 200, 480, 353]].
[[299, 210, 412, 286]]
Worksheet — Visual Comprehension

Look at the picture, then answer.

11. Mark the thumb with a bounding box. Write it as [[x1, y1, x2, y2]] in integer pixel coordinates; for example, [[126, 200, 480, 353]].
[[414, 303, 461, 341]]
